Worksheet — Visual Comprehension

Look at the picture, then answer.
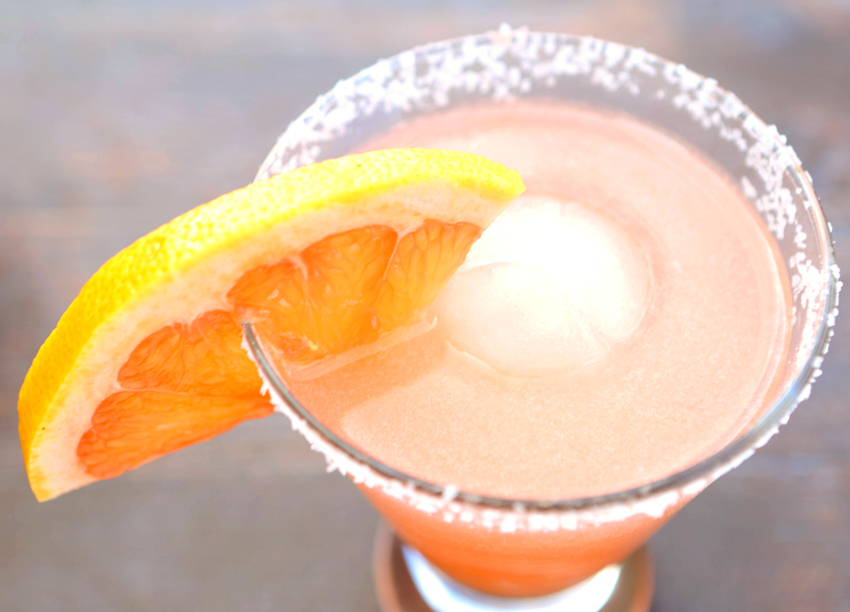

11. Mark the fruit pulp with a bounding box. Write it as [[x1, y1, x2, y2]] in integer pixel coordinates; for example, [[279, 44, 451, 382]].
[[273, 102, 792, 596]]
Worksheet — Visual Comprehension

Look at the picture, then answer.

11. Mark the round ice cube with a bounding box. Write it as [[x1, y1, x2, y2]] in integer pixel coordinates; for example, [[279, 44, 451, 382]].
[[435, 195, 652, 376]]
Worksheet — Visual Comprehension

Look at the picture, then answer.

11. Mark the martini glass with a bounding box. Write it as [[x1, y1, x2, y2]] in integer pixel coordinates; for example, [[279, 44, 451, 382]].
[[245, 29, 839, 612]]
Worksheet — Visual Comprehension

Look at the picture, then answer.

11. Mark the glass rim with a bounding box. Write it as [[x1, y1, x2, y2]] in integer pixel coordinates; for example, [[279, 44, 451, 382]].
[[247, 30, 841, 512]]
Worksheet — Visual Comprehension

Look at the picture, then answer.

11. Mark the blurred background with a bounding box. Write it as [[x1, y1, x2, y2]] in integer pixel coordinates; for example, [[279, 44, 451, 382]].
[[1, 0, 849, 610]]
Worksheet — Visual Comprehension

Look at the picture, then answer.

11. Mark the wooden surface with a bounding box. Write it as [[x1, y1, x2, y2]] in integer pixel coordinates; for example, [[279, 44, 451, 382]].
[[1, 1, 849, 610]]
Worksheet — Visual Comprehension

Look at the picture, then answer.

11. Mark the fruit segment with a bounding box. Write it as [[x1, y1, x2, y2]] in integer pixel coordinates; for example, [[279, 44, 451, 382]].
[[229, 225, 398, 364], [377, 220, 481, 332], [78, 310, 272, 478]]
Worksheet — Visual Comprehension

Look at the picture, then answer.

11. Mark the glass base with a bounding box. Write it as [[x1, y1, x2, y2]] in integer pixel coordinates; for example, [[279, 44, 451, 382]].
[[372, 522, 654, 612]]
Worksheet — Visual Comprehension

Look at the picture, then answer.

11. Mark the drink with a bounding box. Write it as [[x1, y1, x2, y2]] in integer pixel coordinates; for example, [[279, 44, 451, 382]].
[[270, 100, 790, 596], [251, 30, 838, 608]]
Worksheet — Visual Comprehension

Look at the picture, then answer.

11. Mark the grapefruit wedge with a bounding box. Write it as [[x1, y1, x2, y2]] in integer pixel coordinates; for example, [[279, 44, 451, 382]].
[[19, 149, 524, 501]]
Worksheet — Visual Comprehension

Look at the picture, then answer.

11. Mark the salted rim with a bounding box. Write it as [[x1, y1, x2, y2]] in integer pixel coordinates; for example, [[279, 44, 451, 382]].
[[246, 28, 841, 525]]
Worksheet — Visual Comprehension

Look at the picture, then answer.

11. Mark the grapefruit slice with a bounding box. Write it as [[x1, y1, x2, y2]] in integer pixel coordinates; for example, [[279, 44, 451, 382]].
[[19, 149, 524, 501]]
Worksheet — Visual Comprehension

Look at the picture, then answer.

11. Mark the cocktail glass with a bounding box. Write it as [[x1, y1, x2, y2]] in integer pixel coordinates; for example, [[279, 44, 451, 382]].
[[244, 29, 839, 612]]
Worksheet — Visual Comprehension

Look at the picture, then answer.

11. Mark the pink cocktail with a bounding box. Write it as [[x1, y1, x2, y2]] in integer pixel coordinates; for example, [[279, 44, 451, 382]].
[[246, 30, 839, 610]]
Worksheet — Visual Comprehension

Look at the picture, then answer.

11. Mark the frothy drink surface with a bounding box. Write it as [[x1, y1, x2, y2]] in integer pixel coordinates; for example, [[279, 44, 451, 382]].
[[286, 102, 790, 500]]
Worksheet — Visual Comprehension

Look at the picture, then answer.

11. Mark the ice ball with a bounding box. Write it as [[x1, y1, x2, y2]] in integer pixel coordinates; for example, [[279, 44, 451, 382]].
[[435, 195, 652, 376]]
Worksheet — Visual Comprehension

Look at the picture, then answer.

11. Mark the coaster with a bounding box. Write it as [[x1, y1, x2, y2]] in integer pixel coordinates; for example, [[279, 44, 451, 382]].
[[372, 522, 653, 612]]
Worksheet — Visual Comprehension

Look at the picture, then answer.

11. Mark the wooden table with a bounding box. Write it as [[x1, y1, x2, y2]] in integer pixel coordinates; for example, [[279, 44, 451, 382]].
[[2, 1, 848, 610]]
